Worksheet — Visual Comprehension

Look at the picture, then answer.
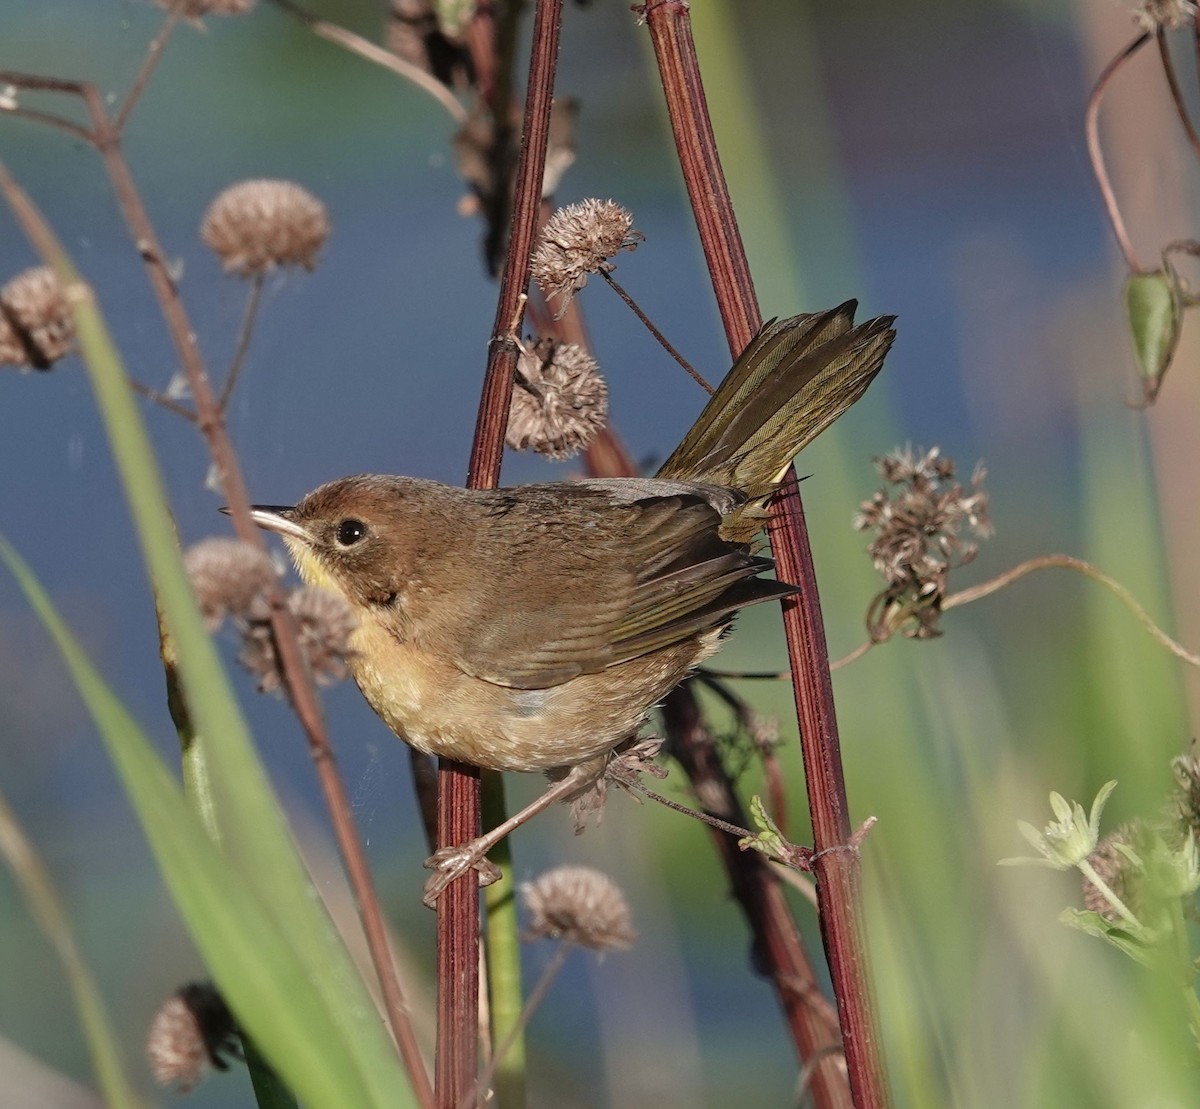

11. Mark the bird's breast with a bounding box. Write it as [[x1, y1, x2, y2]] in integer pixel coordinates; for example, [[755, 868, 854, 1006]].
[[345, 612, 723, 773]]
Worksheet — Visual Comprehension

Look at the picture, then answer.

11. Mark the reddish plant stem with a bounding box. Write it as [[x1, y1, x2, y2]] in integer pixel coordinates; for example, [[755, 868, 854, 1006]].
[[641, 3, 888, 1106], [1084, 33, 1150, 273], [660, 690, 846, 1032], [439, 0, 565, 1104], [0, 68, 434, 1107]]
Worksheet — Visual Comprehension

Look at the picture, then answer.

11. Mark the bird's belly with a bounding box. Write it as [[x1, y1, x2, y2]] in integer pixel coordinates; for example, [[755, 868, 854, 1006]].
[[347, 619, 720, 773]]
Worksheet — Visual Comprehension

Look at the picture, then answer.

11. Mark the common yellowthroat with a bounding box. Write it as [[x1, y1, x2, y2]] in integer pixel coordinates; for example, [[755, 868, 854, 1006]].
[[251, 303, 894, 904]]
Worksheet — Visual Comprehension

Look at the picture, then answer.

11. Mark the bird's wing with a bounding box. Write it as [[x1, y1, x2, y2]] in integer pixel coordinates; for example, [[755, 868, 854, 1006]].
[[447, 491, 795, 690]]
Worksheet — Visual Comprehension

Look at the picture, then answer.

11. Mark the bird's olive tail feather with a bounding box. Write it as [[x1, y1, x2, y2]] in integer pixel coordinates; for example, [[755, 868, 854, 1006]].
[[656, 303, 896, 517]]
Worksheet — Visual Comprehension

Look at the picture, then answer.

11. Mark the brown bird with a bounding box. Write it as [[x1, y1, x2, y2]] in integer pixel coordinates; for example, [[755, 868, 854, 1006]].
[[250, 303, 895, 905]]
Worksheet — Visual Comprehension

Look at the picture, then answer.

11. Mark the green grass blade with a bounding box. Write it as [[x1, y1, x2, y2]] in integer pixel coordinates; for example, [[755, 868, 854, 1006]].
[[1, 179, 412, 1104], [0, 789, 144, 1109], [0, 537, 384, 1107]]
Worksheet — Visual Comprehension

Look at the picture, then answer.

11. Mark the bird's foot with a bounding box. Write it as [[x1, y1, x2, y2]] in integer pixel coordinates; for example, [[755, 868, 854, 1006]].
[[422, 845, 503, 909]]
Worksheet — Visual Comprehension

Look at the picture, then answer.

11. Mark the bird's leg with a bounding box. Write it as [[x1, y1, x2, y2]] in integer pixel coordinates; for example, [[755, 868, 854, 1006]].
[[422, 760, 600, 909]]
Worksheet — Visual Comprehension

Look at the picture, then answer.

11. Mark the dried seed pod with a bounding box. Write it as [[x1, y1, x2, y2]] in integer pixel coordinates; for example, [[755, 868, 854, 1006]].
[[183, 537, 278, 630], [521, 864, 636, 950], [201, 179, 329, 277], [0, 266, 74, 370], [240, 585, 357, 693], [506, 339, 608, 460], [531, 198, 641, 316], [146, 982, 240, 1092]]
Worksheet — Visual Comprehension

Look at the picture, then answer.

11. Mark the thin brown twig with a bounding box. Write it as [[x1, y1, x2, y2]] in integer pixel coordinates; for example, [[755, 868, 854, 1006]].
[[267, 0, 468, 124], [1085, 33, 1151, 273], [827, 554, 1200, 672], [599, 271, 714, 393], [0, 71, 434, 1107], [129, 377, 197, 422], [830, 640, 877, 672], [461, 943, 572, 1109], [619, 773, 756, 841], [113, 6, 182, 133], [942, 554, 1200, 665], [218, 273, 264, 412], [1155, 28, 1200, 163], [0, 103, 93, 143]]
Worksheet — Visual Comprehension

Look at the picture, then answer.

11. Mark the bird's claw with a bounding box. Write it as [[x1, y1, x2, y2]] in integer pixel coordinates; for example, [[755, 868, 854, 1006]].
[[422, 846, 503, 908]]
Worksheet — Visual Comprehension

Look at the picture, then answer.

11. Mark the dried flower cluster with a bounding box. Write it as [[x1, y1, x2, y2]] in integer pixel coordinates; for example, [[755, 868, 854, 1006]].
[[183, 538, 278, 630], [0, 266, 74, 370], [146, 982, 240, 1092], [240, 585, 357, 693], [854, 446, 992, 639], [521, 865, 636, 950], [1132, 0, 1196, 31], [183, 538, 355, 691], [201, 179, 329, 277], [157, 0, 256, 20], [506, 339, 608, 459], [531, 198, 642, 317]]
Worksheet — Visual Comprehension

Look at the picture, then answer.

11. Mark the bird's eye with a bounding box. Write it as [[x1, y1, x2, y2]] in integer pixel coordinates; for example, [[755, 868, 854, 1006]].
[[335, 518, 368, 547]]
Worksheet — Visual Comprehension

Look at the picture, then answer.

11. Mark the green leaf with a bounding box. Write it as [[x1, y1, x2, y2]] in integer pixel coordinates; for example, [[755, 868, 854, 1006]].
[[1124, 270, 1180, 405], [1060, 908, 1153, 967], [738, 795, 789, 860]]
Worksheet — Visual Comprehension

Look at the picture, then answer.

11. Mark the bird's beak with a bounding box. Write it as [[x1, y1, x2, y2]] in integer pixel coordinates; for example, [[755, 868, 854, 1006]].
[[246, 505, 312, 543]]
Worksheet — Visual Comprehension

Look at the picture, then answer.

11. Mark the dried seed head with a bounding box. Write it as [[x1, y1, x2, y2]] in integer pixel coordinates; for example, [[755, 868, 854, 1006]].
[[183, 538, 278, 630], [506, 339, 608, 460], [201, 179, 330, 277], [521, 865, 636, 950], [156, 0, 257, 18], [240, 585, 357, 693], [1133, 0, 1196, 31], [1168, 745, 1200, 840], [854, 446, 992, 639], [0, 266, 74, 370], [531, 198, 642, 317], [1083, 821, 1147, 922], [146, 982, 240, 1092]]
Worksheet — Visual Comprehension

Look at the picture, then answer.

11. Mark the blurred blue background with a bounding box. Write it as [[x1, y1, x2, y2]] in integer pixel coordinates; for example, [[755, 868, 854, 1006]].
[[3, 0, 1198, 1105]]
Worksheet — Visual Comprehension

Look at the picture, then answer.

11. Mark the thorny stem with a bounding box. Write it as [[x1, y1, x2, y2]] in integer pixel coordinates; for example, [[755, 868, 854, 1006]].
[[599, 271, 714, 393], [1085, 33, 1150, 273], [442, 0, 565, 1104], [267, 0, 468, 124], [0, 68, 435, 1107], [1155, 29, 1200, 163], [219, 273, 265, 413], [642, 2, 885, 1105]]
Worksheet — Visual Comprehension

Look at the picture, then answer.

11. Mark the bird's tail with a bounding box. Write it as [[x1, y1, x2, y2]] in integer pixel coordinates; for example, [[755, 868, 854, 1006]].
[[657, 302, 895, 540]]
